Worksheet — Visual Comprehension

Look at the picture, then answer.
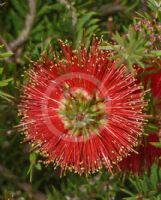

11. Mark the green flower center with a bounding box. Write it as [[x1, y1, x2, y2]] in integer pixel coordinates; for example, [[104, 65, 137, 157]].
[[59, 88, 106, 138]]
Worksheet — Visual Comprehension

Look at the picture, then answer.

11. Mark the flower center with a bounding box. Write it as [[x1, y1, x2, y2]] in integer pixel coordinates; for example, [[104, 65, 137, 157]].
[[59, 87, 106, 138]]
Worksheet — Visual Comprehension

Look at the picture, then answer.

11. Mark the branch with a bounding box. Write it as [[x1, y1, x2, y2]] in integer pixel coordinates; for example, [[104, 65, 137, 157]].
[[0, 164, 47, 200], [0, 1, 6, 7], [98, 3, 124, 16], [0, 0, 37, 63], [0, 36, 12, 52], [141, 0, 148, 11], [91, 3, 124, 16], [9, 0, 37, 51]]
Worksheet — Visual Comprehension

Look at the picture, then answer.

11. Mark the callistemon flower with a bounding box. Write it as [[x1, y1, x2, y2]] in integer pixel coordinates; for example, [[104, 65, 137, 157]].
[[135, 64, 161, 113], [119, 133, 161, 174], [143, 67, 161, 111], [18, 39, 147, 175]]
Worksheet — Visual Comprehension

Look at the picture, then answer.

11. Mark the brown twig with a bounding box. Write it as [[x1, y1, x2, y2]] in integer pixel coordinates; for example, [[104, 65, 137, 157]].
[[0, 0, 37, 63], [9, 0, 37, 51], [0, 1, 6, 7], [93, 3, 124, 16], [0, 164, 47, 200], [141, 0, 148, 11], [0, 36, 12, 52]]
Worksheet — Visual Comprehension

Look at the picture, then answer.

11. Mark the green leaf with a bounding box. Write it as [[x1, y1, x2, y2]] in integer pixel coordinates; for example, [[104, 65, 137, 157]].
[[148, 0, 161, 18], [0, 90, 14, 101], [151, 50, 161, 56], [76, 12, 97, 32], [37, 4, 60, 17], [0, 52, 13, 59], [0, 68, 3, 74], [147, 123, 159, 131], [123, 195, 141, 200], [27, 153, 37, 182], [11, 0, 27, 18], [120, 188, 134, 196], [150, 164, 159, 190], [35, 163, 42, 171], [0, 78, 13, 87], [112, 26, 148, 72], [150, 141, 161, 148]]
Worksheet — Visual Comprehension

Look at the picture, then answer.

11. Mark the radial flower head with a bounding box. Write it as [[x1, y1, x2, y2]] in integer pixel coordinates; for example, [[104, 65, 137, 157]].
[[18, 39, 147, 175], [119, 133, 161, 174]]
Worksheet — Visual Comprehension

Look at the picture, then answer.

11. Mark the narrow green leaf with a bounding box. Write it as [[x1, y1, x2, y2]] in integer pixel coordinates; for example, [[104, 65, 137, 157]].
[[0, 78, 13, 87], [0, 68, 3, 74], [120, 188, 134, 196], [0, 52, 13, 59], [0, 90, 14, 101], [76, 12, 97, 32], [150, 164, 158, 189]]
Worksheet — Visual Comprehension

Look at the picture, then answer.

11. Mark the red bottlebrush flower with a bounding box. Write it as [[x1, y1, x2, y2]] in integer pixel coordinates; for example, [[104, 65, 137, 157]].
[[135, 64, 161, 112], [143, 67, 161, 110], [119, 133, 161, 174], [18, 39, 146, 175]]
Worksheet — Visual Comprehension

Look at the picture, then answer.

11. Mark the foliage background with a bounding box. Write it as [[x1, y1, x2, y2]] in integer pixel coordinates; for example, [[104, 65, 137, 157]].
[[0, 0, 161, 199]]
